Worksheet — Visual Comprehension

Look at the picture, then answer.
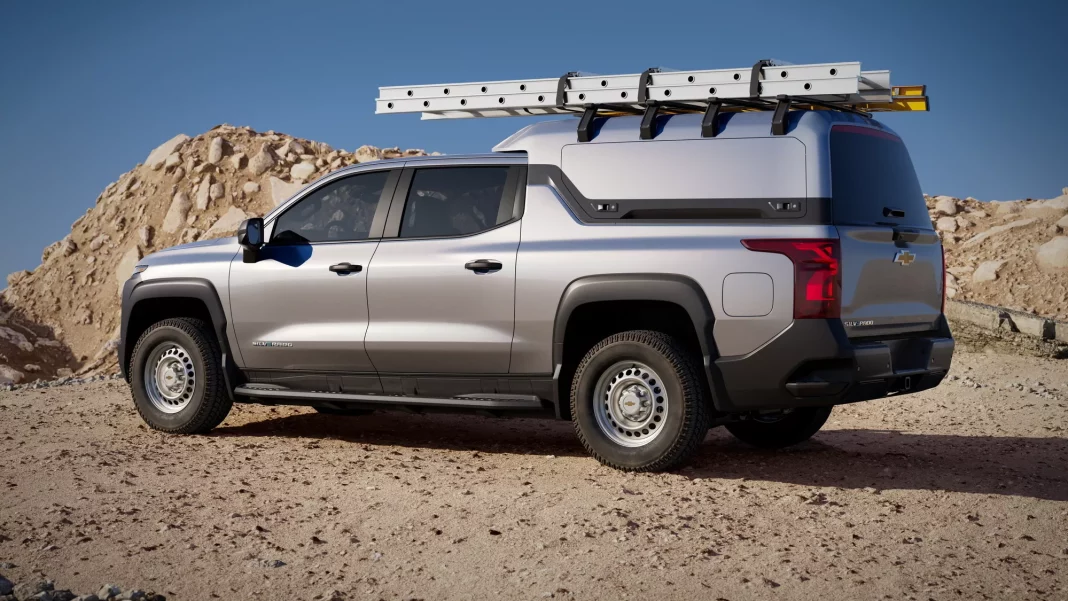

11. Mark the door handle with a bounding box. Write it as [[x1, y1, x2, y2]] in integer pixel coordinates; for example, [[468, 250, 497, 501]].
[[329, 262, 363, 274], [465, 259, 503, 273]]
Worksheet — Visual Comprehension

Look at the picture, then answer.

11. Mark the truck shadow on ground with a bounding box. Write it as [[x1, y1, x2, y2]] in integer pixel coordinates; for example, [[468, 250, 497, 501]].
[[214, 411, 1068, 502]]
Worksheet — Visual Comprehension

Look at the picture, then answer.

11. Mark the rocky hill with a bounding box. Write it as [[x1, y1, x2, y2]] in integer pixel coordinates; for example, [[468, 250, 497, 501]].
[[0, 125, 427, 384], [931, 189, 1068, 319]]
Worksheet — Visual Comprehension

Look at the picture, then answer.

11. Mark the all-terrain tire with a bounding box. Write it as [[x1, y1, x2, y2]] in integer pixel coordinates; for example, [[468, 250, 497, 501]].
[[129, 317, 232, 434], [724, 407, 832, 449], [570, 330, 710, 472]]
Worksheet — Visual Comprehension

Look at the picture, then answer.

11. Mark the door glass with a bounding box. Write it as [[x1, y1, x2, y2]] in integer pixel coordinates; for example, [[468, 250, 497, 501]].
[[400, 167, 511, 238], [273, 171, 390, 244]]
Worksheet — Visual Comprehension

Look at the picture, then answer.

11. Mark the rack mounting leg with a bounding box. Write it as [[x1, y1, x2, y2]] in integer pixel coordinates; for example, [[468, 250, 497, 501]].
[[640, 103, 660, 140], [701, 99, 722, 137], [771, 95, 791, 135], [577, 106, 599, 142]]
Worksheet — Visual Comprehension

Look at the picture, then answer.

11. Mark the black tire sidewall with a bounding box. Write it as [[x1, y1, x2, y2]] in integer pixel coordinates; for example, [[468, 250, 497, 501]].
[[573, 340, 689, 469], [130, 324, 211, 431]]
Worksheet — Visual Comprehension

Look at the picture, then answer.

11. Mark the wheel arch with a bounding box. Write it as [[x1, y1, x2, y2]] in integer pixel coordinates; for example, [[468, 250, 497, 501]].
[[551, 274, 722, 419], [120, 276, 239, 399]]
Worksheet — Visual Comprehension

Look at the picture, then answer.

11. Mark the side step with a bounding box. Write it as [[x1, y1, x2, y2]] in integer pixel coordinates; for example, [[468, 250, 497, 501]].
[[233, 386, 546, 411]]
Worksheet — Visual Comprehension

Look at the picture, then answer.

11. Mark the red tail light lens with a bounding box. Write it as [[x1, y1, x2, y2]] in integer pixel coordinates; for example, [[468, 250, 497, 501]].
[[741, 239, 841, 319]]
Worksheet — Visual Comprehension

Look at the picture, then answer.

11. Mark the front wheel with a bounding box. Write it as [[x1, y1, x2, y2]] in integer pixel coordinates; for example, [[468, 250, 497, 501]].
[[129, 317, 232, 434], [570, 330, 710, 472], [724, 407, 832, 449]]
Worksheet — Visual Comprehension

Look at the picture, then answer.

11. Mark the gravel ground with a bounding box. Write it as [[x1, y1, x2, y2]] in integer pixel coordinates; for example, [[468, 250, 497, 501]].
[[1, 349, 1066, 601]]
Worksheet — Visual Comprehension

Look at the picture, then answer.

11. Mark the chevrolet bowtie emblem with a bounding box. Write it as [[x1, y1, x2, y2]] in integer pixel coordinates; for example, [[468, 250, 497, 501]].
[[893, 250, 916, 266]]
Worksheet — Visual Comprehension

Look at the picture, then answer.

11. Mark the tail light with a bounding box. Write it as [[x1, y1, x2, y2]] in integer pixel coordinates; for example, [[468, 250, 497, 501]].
[[742, 239, 841, 319], [940, 243, 947, 314]]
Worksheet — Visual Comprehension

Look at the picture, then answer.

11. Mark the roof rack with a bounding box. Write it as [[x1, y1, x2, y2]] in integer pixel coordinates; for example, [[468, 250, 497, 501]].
[[376, 60, 928, 140]]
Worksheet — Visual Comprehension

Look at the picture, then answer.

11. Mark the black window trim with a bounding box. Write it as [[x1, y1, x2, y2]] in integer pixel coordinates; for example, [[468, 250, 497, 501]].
[[265, 168, 401, 246], [381, 165, 526, 241]]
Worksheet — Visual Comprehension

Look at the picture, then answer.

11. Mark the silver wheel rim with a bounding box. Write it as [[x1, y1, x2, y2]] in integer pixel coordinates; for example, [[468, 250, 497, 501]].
[[144, 343, 196, 413], [593, 361, 669, 448]]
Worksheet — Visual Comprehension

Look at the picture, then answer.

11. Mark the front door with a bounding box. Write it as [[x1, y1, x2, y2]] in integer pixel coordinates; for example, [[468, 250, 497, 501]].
[[365, 164, 523, 373], [229, 168, 398, 372]]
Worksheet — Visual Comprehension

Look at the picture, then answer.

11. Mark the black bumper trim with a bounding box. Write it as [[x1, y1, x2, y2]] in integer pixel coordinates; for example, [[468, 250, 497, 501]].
[[712, 317, 954, 412]]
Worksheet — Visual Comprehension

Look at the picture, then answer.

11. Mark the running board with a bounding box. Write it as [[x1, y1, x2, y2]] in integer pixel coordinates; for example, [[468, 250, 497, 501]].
[[233, 386, 546, 411]]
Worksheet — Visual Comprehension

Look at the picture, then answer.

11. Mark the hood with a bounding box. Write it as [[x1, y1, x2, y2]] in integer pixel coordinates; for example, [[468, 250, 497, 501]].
[[139, 235, 240, 270], [157, 236, 237, 253]]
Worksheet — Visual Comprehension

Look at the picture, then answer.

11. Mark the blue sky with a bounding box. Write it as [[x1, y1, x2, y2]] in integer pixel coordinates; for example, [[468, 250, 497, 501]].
[[1, 0, 1065, 279]]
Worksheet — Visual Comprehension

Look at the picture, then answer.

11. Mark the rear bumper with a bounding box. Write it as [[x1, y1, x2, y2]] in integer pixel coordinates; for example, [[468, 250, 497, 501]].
[[711, 316, 954, 412]]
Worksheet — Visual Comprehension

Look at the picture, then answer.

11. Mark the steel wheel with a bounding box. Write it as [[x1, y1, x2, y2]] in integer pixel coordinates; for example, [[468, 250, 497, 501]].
[[592, 361, 669, 448], [143, 342, 196, 414]]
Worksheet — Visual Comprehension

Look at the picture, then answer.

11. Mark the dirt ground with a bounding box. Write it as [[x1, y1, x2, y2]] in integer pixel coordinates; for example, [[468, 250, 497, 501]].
[[1, 349, 1066, 601]]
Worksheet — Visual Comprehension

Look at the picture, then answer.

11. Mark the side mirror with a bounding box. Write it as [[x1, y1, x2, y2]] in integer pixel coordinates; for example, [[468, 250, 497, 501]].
[[237, 218, 264, 263]]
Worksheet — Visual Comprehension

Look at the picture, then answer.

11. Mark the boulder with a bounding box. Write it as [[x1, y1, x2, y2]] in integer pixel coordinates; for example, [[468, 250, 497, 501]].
[[933, 196, 958, 216], [163, 152, 181, 169], [138, 225, 154, 247], [290, 162, 316, 181], [242, 181, 260, 194], [208, 136, 225, 164], [0, 366, 25, 385], [935, 216, 957, 232], [195, 175, 212, 211], [247, 145, 276, 176], [0, 326, 34, 352], [205, 207, 250, 238], [162, 191, 192, 234], [88, 234, 110, 251], [209, 182, 225, 200], [269, 176, 304, 207], [277, 139, 305, 157], [230, 152, 246, 170], [354, 145, 383, 163], [972, 260, 1006, 283], [145, 133, 191, 170], [994, 200, 1023, 215], [1036, 237, 1068, 273]]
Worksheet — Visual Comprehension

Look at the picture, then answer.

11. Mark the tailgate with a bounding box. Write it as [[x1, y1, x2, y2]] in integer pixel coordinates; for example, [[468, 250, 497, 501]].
[[830, 124, 943, 338]]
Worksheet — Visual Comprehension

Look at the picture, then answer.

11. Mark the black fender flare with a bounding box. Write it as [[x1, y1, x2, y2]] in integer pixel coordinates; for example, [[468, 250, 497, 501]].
[[550, 274, 723, 415], [119, 276, 238, 399]]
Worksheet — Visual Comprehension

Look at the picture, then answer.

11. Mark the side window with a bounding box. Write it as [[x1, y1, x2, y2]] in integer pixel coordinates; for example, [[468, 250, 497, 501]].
[[272, 171, 390, 244], [400, 167, 512, 238]]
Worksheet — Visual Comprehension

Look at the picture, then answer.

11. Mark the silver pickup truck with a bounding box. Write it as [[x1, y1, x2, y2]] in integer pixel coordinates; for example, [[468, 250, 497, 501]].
[[119, 109, 953, 471]]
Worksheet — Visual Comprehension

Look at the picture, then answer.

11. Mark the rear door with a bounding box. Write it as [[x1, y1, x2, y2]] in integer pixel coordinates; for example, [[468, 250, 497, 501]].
[[364, 163, 524, 373], [830, 125, 943, 338]]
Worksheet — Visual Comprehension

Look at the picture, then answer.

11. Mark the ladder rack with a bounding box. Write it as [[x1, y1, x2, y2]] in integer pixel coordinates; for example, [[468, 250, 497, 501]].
[[376, 60, 928, 140]]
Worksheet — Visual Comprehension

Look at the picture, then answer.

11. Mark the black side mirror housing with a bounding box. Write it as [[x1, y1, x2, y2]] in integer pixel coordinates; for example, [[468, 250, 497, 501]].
[[237, 217, 264, 263]]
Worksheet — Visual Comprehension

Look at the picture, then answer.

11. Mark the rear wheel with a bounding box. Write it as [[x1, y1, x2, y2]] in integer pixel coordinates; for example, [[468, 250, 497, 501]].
[[725, 407, 832, 449], [129, 317, 232, 434], [570, 330, 709, 472]]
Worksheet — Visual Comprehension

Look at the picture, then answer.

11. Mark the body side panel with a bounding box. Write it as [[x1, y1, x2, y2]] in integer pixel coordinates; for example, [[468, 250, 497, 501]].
[[510, 184, 831, 375]]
